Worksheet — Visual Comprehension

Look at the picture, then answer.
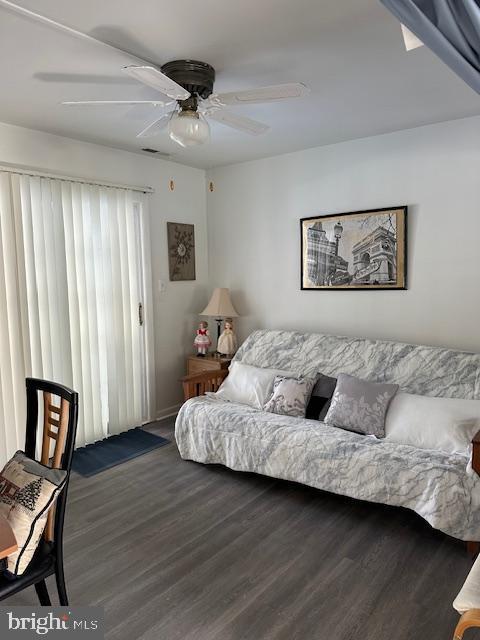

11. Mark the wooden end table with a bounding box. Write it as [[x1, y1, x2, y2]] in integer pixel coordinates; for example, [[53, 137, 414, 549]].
[[186, 354, 231, 376]]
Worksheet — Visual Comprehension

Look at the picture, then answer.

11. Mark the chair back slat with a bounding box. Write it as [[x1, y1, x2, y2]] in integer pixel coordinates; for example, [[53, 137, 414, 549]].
[[25, 378, 78, 547], [40, 392, 71, 541], [48, 403, 62, 415]]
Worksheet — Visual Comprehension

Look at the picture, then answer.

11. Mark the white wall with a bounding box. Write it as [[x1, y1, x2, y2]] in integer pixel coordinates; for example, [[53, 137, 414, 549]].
[[0, 122, 208, 417], [3, 114, 479, 423], [207, 116, 480, 353]]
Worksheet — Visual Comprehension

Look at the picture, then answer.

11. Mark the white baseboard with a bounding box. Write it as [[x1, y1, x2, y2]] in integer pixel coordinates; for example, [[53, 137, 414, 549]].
[[155, 404, 182, 421]]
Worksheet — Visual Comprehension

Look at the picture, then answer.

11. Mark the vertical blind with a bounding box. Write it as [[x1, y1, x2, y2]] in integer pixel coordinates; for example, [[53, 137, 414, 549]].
[[0, 171, 154, 465]]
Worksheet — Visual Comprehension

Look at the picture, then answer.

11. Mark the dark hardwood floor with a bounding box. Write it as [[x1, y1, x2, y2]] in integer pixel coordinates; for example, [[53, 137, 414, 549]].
[[6, 417, 479, 639]]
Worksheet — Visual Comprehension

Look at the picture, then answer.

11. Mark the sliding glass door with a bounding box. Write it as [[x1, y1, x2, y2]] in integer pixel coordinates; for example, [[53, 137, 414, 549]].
[[0, 171, 154, 462]]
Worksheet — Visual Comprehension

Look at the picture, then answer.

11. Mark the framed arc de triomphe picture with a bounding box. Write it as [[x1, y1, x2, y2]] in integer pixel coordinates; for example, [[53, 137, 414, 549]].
[[300, 206, 407, 290]]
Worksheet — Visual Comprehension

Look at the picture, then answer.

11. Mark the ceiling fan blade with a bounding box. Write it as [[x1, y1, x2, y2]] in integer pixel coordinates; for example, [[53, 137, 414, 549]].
[[136, 113, 172, 138], [34, 72, 137, 85], [123, 66, 190, 100], [0, 0, 159, 67], [62, 100, 172, 106], [208, 110, 269, 135], [213, 83, 309, 106]]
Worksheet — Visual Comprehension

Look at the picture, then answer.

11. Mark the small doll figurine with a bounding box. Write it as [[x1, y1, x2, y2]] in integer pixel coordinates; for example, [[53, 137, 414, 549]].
[[194, 321, 211, 357], [217, 318, 238, 357]]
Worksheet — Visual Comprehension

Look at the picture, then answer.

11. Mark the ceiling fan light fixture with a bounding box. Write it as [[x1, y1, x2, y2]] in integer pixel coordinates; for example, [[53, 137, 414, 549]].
[[168, 109, 210, 147]]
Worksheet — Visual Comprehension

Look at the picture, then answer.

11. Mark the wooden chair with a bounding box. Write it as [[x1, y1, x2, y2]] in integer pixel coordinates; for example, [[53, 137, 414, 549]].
[[0, 378, 78, 606], [453, 551, 480, 639]]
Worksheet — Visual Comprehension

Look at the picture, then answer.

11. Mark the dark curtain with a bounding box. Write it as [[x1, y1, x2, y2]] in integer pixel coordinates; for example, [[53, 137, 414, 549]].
[[380, 0, 480, 94]]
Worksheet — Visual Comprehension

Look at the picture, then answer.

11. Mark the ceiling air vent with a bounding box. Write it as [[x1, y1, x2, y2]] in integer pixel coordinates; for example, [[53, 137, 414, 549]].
[[142, 148, 160, 153]]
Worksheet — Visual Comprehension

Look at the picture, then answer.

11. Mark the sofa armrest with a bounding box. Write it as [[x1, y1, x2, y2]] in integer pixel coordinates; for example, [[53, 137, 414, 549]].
[[472, 431, 480, 476], [180, 369, 228, 401]]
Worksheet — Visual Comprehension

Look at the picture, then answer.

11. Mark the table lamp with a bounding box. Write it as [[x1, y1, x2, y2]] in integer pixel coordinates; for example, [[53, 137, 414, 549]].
[[200, 288, 239, 348]]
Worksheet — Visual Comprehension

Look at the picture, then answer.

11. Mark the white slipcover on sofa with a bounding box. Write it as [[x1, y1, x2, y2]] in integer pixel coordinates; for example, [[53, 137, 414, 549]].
[[175, 330, 480, 541]]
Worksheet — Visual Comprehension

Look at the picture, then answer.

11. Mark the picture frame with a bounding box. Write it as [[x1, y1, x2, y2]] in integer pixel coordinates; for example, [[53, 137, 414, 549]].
[[167, 222, 196, 281], [300, 206, 407, 290]]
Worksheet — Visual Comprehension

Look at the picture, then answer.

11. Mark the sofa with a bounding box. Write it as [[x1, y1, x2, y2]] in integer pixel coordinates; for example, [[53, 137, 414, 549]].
[[175, 329, 480, 542]]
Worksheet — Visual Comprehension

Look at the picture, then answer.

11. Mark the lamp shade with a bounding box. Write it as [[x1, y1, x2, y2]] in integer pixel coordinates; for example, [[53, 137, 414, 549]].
[[200, 288, 239, 318]]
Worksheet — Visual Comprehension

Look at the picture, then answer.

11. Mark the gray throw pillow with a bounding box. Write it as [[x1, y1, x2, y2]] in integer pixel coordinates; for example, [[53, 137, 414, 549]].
[[324, 373, 399, 438], [264, 376, 316, 418]]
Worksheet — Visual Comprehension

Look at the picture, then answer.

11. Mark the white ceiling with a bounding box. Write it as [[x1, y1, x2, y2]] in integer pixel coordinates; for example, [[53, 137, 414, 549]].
[[0, 0, 479, 169]]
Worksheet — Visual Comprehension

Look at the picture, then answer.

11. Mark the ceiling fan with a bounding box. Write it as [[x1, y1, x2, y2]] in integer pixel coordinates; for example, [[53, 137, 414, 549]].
[[62, 60, 310, 148], [0, 1, 310, 148]]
